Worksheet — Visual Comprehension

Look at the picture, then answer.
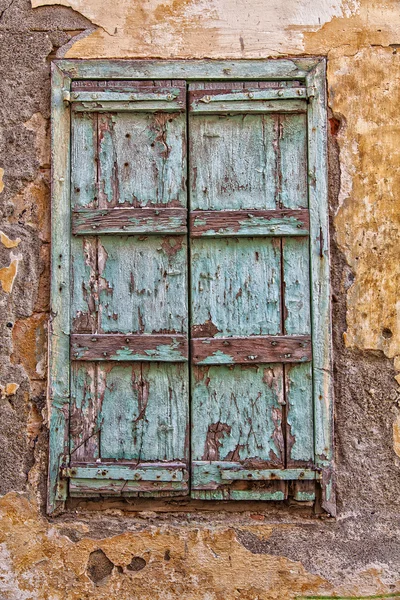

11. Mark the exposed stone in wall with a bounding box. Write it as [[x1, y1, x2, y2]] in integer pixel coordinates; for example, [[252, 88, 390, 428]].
[[0, 0, 400, 596]]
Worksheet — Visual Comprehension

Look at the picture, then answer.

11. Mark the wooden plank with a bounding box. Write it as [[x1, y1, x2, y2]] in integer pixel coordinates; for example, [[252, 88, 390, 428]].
[[191, 365, 285, 470], [72, 208, 187, 235], [97, 111, 187, 208], [69, 479, 188, 496], [73, 100, 185, 113], [190, 99, 306, 114], [57, 59, 319, 81], [190, 209, 309, 237], [219, 468, 320, 481], [70, 87, 185, 103], [306, 60, 335, 515], [96, 235, 187, 335], [191, 486, 286, 501], [70, 236, 98, 334], [71, 334, 188, 362], [48, 63, 71, 514], [285, 363, 314, 466], [98, 363, 189, 462], [71, 112, 98, 209], [189, 113, 278, 210], [191, 336, 312, 365], [280, 113, 308, 209], [191, 237, 282, 338], [189, 87, 307, 107], [70, 363, 100, 461], [64, 464, 187, 481]]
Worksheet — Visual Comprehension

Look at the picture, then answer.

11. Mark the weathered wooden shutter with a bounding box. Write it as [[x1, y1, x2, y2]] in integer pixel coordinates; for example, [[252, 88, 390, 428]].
[[50, 61, 333, 513], [66, 81, 189, 496], [188, 82, 318, 500]]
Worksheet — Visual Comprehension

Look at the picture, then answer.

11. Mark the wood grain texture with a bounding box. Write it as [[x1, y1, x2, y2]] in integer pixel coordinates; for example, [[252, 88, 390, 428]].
[[306, 60, 335, 515], [189, 87, 307, 107], [98, 111, 186, 208], [98, 362, 189, 462], [191, 364, 285, 468], [71, 111, 97, 209], [57, 59, 319, 81], [189, 113, 278, 210], [96, 235, 187, 335], [191, 237, 281, 338], [191, 336, 312, 365], [70, 362, 100, 461], [48, 63, 71, 513], [190, 209, 309, 237], [72, 207, 187, 235], [71, 334, 188, 362]]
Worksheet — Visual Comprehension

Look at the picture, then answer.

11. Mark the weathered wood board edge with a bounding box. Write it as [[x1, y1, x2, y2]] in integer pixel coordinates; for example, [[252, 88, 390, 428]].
[[53, 58, 324, 81], [306, 59, 335, 517], [48, 63, 72, 515]]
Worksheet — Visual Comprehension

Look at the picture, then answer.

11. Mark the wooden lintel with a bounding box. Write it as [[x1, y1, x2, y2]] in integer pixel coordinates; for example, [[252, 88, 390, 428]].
[[72, 207, 187, 235], [71, 334, 188, 362], [190, 209, 309, 237], [191, 335, 311, 365]]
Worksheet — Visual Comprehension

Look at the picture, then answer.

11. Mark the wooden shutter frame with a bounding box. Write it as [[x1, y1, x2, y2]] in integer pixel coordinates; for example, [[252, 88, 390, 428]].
[[49, 58, 333, 515]]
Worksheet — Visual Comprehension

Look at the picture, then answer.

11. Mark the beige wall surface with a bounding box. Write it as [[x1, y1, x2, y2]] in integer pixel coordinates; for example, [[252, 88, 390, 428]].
[[0, 0, 399, 597]]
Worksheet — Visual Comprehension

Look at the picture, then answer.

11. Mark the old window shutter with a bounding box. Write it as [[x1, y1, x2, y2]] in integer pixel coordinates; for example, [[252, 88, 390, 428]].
[[49, 61, 333, 514], [67, 80, 190, 497], [189, 82, 316, 500]]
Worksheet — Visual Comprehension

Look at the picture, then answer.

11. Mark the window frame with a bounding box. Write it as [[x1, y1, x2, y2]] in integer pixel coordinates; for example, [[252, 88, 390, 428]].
[[49, 58, 333, 515]]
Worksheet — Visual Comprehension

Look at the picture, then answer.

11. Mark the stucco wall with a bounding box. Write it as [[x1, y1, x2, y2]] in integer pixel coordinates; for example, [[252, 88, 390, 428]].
[[0, 0, 400, 597]]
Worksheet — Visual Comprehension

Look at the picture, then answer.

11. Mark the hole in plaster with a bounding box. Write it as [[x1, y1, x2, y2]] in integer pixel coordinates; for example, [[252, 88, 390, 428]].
[[382, 328, 393, 339], [164, 550, 171, 561], [127, 556, 146, 572], [87, 549, 114, 585]]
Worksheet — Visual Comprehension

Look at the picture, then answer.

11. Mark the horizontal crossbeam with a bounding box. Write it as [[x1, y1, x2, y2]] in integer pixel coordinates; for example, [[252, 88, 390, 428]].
[[191, 335, 311, 365], [72, 207, 187, 235], [190, 209, 309, 237], [71, 334, 188, 362]]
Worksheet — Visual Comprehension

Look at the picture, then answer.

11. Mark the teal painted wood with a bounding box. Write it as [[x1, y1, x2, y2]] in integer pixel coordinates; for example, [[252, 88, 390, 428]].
[[71, 112, 97, 209], [69, 479, 188, 496], [191, 488, 286, 501], [97, 111, 187, 208], [306, 60, 335, 515], [97, 235, 187, 335], [70, 89, 184, 103], [48, 64, 72, 514], [280, 114, 308, 209], [189, 113, 278, 210], [71, 334, 188, 362], [190, 88, 307, 108], [219, 468, 320, 481], [99, 363, 189, 462], [191, 364, 285, 464], [65, 464, 186, 481], [191, 237, 281, 338], [56, 59, 319, 81], [70, 362, 99, 461], [73, 100, 185, 113], [190, 210, 309, 237], [72, 208, 187, 235], [190, 99, 306, 114], [70, 236, 97, 333]]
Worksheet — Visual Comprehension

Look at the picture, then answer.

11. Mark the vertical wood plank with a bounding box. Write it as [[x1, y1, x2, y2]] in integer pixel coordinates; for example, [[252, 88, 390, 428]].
[[70, 362, 100, 461], [48, 64, 71, 513], [307, 60, 335, 515], [191, 364, 285, 466], [70, 236, 98, 334], [189, 113, 277, 210], [98, 112, 187, 208], [71, 112, 98, 208], [97, 235, 188, 335], [99, 363, 189, 461], [279, 113, 308, 209], [191, 237, 281, 337]]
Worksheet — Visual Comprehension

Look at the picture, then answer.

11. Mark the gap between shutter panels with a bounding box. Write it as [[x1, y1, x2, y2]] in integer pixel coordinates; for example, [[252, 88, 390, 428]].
[[68, 79, 315, 501]]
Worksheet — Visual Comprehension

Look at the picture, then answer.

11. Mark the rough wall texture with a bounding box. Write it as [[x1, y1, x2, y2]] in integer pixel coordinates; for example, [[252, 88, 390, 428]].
[[0, 0, 400, 598]]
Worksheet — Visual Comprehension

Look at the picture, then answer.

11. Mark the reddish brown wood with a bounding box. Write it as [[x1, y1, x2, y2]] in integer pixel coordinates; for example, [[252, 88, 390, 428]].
[[190, 209, 309, 237], [71, 334, 188, 361], [191, 336, 312, 365], [72, 207, 188, 235]]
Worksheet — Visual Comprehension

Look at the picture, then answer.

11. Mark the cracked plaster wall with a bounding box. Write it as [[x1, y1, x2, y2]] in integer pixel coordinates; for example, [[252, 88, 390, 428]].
[[0, 0, 400, 598]]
